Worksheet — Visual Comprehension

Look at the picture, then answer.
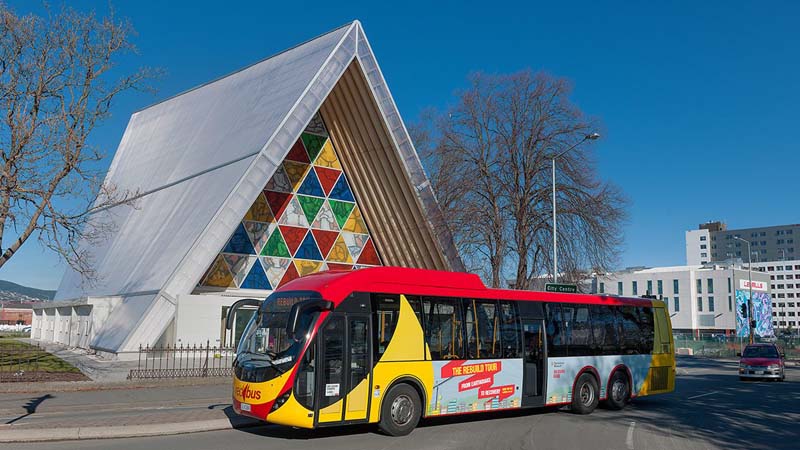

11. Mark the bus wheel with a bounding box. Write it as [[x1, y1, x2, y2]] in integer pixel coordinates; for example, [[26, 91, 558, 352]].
[[379, 383, 421, 436], [605, 371, 629, 410], [571, 373, 599, 414]]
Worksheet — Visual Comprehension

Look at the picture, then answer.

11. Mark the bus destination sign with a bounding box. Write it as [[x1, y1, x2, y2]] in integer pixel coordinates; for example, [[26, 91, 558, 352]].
[[545, 283, 578, 293]]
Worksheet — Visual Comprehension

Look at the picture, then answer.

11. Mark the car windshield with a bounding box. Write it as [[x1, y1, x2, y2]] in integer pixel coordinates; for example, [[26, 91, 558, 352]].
[[237, 291, 319, 364], [742, 346, 779, 358]]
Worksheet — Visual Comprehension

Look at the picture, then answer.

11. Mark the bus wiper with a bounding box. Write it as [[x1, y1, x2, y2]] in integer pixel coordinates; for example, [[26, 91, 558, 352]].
[[238, 351, 286, 374]]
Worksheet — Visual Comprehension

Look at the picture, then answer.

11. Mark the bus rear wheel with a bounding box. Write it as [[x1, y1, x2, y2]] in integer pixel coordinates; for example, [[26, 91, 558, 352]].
[[571, 373, 599, 414], [378, 383, 421, 436], [605, 371, 630, 410]]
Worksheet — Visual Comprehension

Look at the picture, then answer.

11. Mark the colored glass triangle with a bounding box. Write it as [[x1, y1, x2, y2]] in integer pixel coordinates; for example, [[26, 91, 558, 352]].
[[297, 195, 324, 226], [279, 263, 300, 287], [314, 140, 341, 169], [265, 165, 292, 193], [301, 133, 327, 162], [327, 234, 353, 264], [201, 254, 234, 288], [243, 193, 273, 223], [264, 191, 292, 218], [294, 259, 324, 277], [297, 168, 325, 197], [223, 253, 250, 287], [315, 166, 341, 196], [305, 113, 327, 135], [261, 228, 290, 258], [240, 259, 272, 290], [279, 226, 307, 256], [283, 161, 310, 191], [277, 196, 310, 227], [357, 238, 381, 265], [312, 200, 339, 231], [285, 139, 310, 163], [311, 229, 339, 258], [326, 262, 353, 271], [294, 232, 323, 261], [342, 205, 368, 234], [342, 232, 369, 262], [244, 221, 273, 255], [260, 256, 291, 288], [329, 200, 355, 229], [223, 223, 257, 255], [328, 173, 355, 202]]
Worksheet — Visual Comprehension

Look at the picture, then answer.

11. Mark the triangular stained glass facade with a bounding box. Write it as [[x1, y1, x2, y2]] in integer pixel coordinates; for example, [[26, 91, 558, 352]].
[[197, 112, 381, 291]]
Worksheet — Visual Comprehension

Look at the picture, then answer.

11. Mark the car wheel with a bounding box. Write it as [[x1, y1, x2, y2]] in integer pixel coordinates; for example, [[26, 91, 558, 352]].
[[571, 373, 599, 415], [605, 371, 630, 410], [378, 383, 421, 436]]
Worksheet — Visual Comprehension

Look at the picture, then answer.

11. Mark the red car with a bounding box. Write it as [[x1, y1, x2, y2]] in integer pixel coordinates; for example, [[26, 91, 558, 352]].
[[738, 343, 785, 381]]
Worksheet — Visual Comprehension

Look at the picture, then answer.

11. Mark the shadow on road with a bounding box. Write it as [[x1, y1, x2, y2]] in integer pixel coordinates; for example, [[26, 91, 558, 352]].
[[621, 360, 800, 450], [5, 394, 54, 425]]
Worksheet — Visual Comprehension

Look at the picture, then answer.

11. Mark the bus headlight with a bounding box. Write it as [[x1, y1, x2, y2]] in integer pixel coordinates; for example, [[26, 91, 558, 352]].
[[271, 391, 291, 412]]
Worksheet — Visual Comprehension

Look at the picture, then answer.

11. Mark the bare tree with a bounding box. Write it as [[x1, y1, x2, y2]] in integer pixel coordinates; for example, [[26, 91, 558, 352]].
[[415, 70, 627, 289], [0, 4, 158, 281]]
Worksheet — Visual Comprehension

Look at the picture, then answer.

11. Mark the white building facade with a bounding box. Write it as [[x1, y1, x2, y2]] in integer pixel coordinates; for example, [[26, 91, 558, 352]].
[[595, 264, 771, 335]]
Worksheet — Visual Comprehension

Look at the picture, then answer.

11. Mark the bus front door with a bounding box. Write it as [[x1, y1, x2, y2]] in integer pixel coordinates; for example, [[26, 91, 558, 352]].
[[316, 314, 372, 425], [522, 319, 545, 405]]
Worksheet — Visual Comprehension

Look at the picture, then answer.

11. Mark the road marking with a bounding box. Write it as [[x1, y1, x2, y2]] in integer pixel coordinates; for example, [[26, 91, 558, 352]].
[[626, 421, 636, 450], [687, 391, 719, 400]]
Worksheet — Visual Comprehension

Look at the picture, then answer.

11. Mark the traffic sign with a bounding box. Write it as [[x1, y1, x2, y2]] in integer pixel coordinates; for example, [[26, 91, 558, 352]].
[[545, 283, 578, 293]]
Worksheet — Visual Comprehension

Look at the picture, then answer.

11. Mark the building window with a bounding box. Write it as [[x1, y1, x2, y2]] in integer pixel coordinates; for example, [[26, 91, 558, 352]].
[[727, 277, 731, 292], [632, 281, 638, 296], [599, 282, 605, 294], [728, 295, 732, 311], [618, 281, 623, 295], [673, 279, 679, 294], [700, 235, 707, 241], [674, 297, 680, 312], [647, 280, 653, 295], [657, 280, 663, 296], [760, 232, 766, 237], [697, 296, 703, 312], [707, 279, 714, 294], [708, 296, 715, 312], [777, 275, 784, 280], [697, 279, 702, 294], [761, 241, 766, 246], [786, 265, 793, 270], [701, 253, 707, 258], [700, 244, 707, 249], [778, 239, 785, 244], [768, 266, 775, 271]]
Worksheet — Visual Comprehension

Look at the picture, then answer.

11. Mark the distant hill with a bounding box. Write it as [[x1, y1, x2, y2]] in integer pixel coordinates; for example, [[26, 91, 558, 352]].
[[0, 280, 56, 302]]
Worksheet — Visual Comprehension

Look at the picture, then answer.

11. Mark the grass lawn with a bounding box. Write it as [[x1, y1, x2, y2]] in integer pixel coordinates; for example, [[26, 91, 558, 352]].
[[0, 338, 88, 381]]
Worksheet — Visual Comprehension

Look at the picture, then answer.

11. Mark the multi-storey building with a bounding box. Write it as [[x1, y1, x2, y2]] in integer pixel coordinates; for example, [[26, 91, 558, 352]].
[[686, 222, 800, 333]]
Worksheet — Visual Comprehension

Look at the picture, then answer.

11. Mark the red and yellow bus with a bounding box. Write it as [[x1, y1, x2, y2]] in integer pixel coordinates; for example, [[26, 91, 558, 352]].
[[229, 267, 675, 436]]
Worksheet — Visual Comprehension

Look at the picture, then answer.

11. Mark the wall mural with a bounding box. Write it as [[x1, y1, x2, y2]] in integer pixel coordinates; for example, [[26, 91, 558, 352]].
[[735, 290, 774, 337], [197, 113, 382, 291]]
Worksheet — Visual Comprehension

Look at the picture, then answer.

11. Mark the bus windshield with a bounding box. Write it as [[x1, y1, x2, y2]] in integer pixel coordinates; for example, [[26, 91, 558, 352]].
[[237, 291, 319, 369]]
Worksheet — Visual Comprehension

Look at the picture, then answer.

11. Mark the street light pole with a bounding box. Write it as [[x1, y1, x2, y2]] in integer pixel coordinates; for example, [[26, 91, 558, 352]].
[[551, 132, 600, 283], [734, 236, 755, 344]]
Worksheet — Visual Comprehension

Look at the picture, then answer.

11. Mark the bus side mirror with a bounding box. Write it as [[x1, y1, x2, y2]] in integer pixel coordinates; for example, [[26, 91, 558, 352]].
[[225, 298, 263, 330], [287, 299, 334, 340]]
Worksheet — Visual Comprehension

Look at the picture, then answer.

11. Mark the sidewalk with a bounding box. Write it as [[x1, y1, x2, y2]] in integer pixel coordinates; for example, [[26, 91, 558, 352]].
[[0, 379, 261, 442]]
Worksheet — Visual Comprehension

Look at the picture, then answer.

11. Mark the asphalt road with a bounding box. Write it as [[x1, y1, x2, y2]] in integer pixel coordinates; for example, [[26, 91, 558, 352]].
[[9, 357, 800, 450]]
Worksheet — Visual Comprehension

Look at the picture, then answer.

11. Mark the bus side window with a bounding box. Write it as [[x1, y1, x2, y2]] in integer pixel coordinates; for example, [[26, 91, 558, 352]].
[[565, 304, 593, 357], [463, 299, 502, 359], [638, 307, 655, 354], [498, 301, 521, 358], [590, 305, 620, 355], [372, 294, 400, 358], [544, 303, 567, 357], [620, 306, 641, 355], [424, 297, 463, 360]]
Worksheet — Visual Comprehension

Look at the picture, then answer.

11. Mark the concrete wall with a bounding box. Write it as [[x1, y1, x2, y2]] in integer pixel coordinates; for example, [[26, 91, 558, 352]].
[[175, 293, 242, 347]]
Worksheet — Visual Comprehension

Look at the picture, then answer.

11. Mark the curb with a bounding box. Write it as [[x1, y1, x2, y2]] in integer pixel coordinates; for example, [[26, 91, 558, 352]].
[[0, 418, 262, 443]]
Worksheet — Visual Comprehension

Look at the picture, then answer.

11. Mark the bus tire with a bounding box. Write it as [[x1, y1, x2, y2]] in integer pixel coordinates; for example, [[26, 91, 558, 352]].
[[378, 383, 421, 436], [605, 371, 630, 410], [571, 373, 599, 415]]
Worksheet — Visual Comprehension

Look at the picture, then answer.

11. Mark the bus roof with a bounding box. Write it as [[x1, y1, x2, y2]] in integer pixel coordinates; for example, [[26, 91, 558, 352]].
[[279, 267, 655, 307]]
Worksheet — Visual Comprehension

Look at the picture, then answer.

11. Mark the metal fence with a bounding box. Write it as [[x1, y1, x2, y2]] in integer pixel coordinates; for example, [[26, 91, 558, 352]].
[[674, 333, 800, 359], [0, 341, 45, 382], [127, 341, 235, 380]]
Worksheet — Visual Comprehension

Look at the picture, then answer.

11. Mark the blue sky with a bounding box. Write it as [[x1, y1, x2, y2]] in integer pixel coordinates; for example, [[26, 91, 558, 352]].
[[3, 1, 799, 289]]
